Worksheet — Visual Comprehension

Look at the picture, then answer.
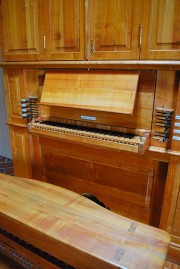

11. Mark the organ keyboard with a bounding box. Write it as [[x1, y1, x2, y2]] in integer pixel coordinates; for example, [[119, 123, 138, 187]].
[[31, 120, 151, 154]]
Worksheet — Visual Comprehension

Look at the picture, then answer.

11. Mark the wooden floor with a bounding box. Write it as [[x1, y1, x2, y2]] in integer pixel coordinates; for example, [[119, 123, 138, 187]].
[[0, 253, 179, 269]]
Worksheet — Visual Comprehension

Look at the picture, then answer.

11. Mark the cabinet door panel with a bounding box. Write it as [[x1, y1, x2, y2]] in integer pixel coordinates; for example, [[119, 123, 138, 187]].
[[87, 0, 141, 60], [141, 0, 180, 59], [4, 69, 26, 124], [9, 126, 32, 178], [45, 0, 84, 60], [3, 69, 38, 125], [1, 0, 43, 61]]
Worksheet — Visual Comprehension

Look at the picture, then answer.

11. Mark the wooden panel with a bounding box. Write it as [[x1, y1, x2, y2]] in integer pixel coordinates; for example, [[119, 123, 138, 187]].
[[172, 191, 180, 236], [40, 70, 139, 114], [3, 69, 26, 125], [42, 148, 94, 181], [3, 68, 39, 125], [0, 174, 170, 269], [149, 162, 168, 227], [42, 150, 154, 208], [9, 126, 32, 178], [160, 156, 180, 231], [87, 0, 141, 60], [45, 0, 84, 60], [1, 0, 44, 61], [93, 163, 154, 209], [160, 156, 180, 263], [141, 0, 180, 60], [30, 135, 159, 223], [38, 136, 155, 172]]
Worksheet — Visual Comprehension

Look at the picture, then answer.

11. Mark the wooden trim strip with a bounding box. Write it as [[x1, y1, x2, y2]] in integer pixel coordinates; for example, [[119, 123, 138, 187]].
[[0, 60, 180, 70]]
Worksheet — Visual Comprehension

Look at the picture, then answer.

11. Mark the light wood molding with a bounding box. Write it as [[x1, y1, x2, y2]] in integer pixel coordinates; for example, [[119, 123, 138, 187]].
[[0, 60, 180, 70]]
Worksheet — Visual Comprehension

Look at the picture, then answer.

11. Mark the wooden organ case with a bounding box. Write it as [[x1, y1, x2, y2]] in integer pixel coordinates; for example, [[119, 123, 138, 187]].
[[29, 69, 163, 225], [2, 67, 180, 266]]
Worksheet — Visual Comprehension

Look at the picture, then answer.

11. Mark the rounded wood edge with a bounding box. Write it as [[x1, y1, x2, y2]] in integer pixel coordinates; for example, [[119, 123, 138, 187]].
[[0, 60, 180, 70]]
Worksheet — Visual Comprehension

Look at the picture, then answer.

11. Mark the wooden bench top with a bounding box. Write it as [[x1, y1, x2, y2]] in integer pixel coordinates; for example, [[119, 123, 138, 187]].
[[0, 173, 170, 269]]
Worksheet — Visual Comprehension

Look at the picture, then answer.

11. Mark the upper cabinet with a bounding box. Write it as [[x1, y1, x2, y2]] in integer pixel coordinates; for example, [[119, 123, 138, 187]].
[[86, 0, 141, 60], [1, 0, 43, 61], [44, 0, 84, 60], [0, 0, 85, 61], [0, 0, 179, 61], [141, 0, 180, 60]]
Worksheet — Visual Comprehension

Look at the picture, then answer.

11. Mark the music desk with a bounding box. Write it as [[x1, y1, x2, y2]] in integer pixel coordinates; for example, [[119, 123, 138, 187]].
[[0, 173, 170, 269]]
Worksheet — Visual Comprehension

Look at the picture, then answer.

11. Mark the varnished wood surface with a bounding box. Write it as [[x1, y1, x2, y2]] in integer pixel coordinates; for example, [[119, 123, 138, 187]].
[[87, 0, 141, 60], [160, 156, 180, 264], [0, 1, 180, 61], [141, 0, 180, 60], [0, 0, 85, 61], [39, 70, 155, 130], [0, 173, 170, 269], [0, 60, 180, 70], [30, 134, 159, 223], [41, 70, 139, 114]]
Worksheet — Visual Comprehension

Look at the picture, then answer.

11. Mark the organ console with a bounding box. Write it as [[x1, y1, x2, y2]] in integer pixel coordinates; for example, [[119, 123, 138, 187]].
[[0, 173, 170, 269], [29, 70, 153, 154], [2, 68, 179, 264], [27, 69, 170, 226]]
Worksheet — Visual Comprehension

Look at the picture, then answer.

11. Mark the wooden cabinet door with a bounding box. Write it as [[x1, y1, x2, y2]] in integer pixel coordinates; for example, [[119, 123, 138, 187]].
[[45, 0, 85, 60], [87, 0, 141, 60], [1, 0, 44, 61], [141, 0, 180, 60]]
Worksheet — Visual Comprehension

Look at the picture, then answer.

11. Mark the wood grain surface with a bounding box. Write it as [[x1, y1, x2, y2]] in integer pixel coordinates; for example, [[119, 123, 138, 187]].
[[0, 173, 170, 269], [40, 70, 139, 114]]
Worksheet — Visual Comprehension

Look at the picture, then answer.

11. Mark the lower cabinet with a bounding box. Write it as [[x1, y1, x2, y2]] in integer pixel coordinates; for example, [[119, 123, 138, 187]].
[[30, 134, 167, 225]]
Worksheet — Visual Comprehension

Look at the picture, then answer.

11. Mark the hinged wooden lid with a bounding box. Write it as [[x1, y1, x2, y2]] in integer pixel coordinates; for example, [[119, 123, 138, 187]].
[[40, 70, 139, 115]]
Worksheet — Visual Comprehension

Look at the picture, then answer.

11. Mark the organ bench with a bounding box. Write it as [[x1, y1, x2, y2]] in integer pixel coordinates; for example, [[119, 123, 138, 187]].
[[0, 173, 170, 269]]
